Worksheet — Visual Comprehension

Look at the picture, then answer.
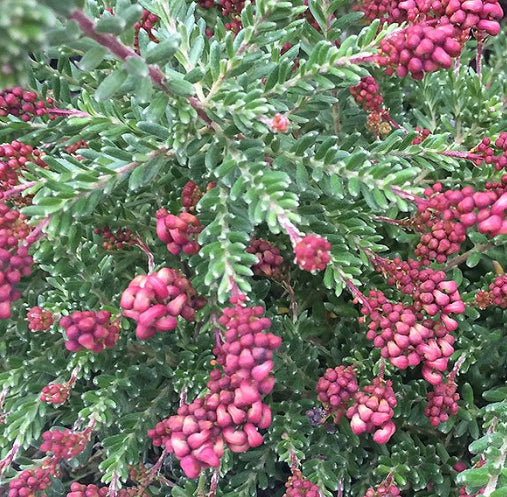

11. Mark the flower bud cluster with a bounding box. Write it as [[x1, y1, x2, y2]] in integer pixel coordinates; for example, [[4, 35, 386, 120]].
[[424, 375, 459, 426], [316, 366, 358, 422], [156, 209, 203, 256], [412, 126, 431, 145], [134, 9, 159, 50], [40, 382, 71, 405], [475, 274, 507, 308], [378, 23, 463, 79], [94, 226, 135, 251], [182, 181, 203, 211], [0, 141, 46, 191], [294, 235, 331, 272], [362, 480, 401, 496], [459, 487, 485, 496], [67, 483, 148, 497], [416, 182, 507, 237], [366, 112, 392, 136], [349, 77, 385, 113], [283, 469, 322, 497], [27, 306, 54, 331], [8, 460, 57, 497], [355, 0, 404, 24], [120, 267, 206, 340], [64, 139, 89, 156], [60, 310, 120, 353], [485, 175, 507, 191], [455, 460, 486, 496], [149, 301, 281, 478], [0, 87, 55, 121], [149, 395, 225, 478], [40, 428, 92, 460], [414, 219, 467, 264], [246, 238, 285, 279], [360, 290, 456, 385], [0, 202, 34, 319], [271, 114, 290, 133], [441, 0, 503, 35], [469, 134, 507, 170], [370, 256, 465, 326], [346, 377, 397, 444]]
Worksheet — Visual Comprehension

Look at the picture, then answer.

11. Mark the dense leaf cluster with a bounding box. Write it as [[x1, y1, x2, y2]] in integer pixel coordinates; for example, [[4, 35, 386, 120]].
[[0, 0, 506, 496]]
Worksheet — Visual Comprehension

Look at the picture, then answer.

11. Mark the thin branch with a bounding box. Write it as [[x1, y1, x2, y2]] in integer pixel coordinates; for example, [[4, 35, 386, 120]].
[[443, 243, 494, 271], [483, 438, 507, 496], [68, 9, 212, 125]]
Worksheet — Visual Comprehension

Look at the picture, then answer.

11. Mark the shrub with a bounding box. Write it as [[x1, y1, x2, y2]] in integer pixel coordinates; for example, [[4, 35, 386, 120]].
[[0, 0, 506, 496]]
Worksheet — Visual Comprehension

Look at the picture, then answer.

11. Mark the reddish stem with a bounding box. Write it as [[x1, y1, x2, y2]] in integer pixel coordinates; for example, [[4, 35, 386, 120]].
[[138, 448, 168, 495], [476, 34, 483, 80], [289, 447, 299, 472], [208, 467, 220, 497], [440, 150, 485, 162], [48, 108, 90, 118], [0, 181, 37, 199], [345, 279, 372, 312], [134, 237, 155, 273], [0, 439, 21, 476], [277, 212, 302, 246], [69, 10, 212, 125], [25, 217, 50, 246], [381, 111, 404, 131], [373, 216, 404, 225], [336, 478, 344, 497], [390, 186, 422, 202]]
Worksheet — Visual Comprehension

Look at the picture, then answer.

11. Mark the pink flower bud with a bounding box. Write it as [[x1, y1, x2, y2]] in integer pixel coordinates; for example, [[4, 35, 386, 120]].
[[244, 423, 263, 447], [251, 361, 274, 382], [222, 427, 247, 446], [180, 455, 201, 478], [350, 414, 368, 435], [258, 404, 272, 429], [373, 421, 396, 444]]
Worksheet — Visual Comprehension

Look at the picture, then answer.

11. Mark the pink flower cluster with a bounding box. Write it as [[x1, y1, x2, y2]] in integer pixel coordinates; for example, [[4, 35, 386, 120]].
[[283, 469, 322, 497], [349, 77, 385, 113], [40, 428, 91, 460], [476, 274, 507, 309], [294, 235, 331, 272], [60, 310, 120, 353], [134, 9, 159, 50], [120, 267, 206, 340], [8, 460, 57, 497], [316, 365, 358, 422], [416, 182, 507, 237], [469, 133, 507, 170], [156, 209, 203, 256], [271, 114, 290, 133], [0, 87, 55, 121], [361, 290, 456, 385], [148, 301, 281, 478], [362, 479, 401, 496], [246, 238, 285, 278], [181, 180, 203, 211], [27, 306, 54, 331], [68, 482, 148, 497], [378, 23, 462, 80], [0, 203, 34, 319], [40, 382, 71, 405], [0, 141, 46, 191], [424, 375, 459, 426], [441, 0, 503, 35], [346, 377, 397, 444]]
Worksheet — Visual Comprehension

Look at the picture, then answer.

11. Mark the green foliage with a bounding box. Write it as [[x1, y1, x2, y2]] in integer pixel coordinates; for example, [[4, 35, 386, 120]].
[[0, 0, 506, 496]]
